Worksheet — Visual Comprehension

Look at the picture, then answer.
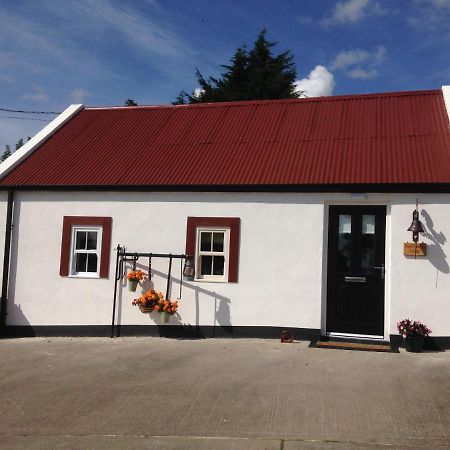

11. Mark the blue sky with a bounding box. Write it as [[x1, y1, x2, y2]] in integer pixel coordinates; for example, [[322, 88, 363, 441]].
[[1, 0, 450, 147]]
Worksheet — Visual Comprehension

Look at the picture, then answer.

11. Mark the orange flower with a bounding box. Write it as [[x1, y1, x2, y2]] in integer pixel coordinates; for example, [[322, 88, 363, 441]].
[[154, 305, 160, 311], [127, 270, 145, 281]]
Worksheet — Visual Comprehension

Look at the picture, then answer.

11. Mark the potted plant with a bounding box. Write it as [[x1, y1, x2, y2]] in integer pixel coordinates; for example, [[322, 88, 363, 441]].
[[132, 289, 179, 323], [397, 319, 431, 353], [132, 289, 161, 313], [127, 270, 145, 292], [154, 298, 179, 323]]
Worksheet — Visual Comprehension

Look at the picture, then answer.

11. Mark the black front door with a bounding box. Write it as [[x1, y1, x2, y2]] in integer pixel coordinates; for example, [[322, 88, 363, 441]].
[[326, 206, 386, 336]]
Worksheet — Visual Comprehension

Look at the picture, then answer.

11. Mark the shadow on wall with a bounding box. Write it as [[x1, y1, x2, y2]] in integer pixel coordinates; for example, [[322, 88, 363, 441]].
[[5, 303, 33, 336], [421, 209, 449, 277], [117, 261, 231, 338]]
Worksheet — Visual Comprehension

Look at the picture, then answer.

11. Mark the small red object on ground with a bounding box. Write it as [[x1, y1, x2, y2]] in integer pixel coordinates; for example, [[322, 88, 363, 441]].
[[280, 331, 293, 343]]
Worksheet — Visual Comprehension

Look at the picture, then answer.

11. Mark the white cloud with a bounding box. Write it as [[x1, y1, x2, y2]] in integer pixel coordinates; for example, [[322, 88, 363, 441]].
[[294, 65, 336, 97], [348, 68, 378, 79], [0, 0, 194, 94], [72, 0, 187, 59], [297, 16, 313, 24], [21, 86, 50, 102], [330, 46, 386, 79], [70, 89, 90, 103], [409, 0, 450, 28], [331, 49, 371, 70], [424, 0, 450, 8], [322, 0, 386, 26], [193, 88, 204, 98]]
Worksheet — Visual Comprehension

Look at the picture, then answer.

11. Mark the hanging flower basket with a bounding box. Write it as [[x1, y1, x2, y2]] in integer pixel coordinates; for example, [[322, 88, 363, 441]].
[[138, 304, 154, 314], [132, 289, 161, 313], [127, 270, 145, 292], [132, 289, 179, 321], [128, 279, 139, 292]]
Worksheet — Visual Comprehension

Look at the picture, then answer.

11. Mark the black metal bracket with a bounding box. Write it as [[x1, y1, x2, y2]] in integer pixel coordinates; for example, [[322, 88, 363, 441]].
[[111, 245, 188, 338]]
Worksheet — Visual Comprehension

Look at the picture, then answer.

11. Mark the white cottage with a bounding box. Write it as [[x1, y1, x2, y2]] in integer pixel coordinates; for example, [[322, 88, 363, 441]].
[[0, 87, 449, 348]]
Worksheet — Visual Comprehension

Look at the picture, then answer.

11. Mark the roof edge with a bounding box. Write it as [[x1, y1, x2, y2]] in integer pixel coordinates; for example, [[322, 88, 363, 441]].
[[85, 89, 442, 111], [0, 104, 84, 182], [442, 86, 450, 123], [1, 183, 449, 194]]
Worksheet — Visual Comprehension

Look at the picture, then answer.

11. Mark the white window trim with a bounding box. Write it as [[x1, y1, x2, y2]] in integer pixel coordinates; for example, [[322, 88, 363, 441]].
[[195, 227, 230, 282], [69, 226, 102, 278]]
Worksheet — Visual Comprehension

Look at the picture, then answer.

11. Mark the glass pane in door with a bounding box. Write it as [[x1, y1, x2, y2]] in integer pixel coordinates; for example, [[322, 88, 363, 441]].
[[361, 214, 375, 271], [337, 214, 351, 272]]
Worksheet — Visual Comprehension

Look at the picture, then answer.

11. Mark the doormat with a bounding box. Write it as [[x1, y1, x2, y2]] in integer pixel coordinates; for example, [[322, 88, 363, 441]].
[[310, 340, 397, 353]]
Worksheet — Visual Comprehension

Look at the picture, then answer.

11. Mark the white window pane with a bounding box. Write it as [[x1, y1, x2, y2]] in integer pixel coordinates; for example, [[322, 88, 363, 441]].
[[338, 215, 351, 234], [76, 231, 87, 250], [200, 232, 212, 251], [362, 215, 375, 235], [212, 232, 224, 252], [87, 231, 98, 250]]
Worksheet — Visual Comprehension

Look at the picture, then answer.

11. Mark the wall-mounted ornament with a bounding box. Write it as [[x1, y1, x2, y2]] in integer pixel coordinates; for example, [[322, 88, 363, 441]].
[[404, 199, 426, 258]]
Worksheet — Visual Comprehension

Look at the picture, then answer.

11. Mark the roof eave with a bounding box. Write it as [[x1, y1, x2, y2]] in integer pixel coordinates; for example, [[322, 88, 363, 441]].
[[0, 104, 84, 181], [1, 183, 449, 194]]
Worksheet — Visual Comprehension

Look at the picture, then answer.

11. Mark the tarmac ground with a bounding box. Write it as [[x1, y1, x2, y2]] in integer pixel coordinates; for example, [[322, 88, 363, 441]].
[[0, 337, 449, 449]]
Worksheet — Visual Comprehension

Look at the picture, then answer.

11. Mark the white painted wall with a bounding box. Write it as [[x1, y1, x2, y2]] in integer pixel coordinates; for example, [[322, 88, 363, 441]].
[[0, 191, 7, 278], [0, 191, 449, 337]]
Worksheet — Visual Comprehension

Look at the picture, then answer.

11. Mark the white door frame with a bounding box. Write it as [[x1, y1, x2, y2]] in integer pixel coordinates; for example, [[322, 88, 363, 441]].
[[320, 200, 391, 341]]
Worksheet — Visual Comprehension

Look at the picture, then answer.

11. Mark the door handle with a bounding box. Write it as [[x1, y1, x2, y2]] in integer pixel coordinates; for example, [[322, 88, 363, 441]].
[[373, 264, 385, 279]]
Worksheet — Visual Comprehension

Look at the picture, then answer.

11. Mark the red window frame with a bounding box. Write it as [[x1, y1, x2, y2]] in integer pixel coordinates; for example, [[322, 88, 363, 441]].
[[186, 217, 240, 282], [60, 216, 112, 278]]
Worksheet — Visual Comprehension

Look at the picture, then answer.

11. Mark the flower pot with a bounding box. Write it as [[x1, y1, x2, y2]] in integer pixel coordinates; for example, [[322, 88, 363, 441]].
[[405, 336, 425, 353], [161, 312, 170, 323], [138, 304, 153, 314], [128, 279, 139, 292]]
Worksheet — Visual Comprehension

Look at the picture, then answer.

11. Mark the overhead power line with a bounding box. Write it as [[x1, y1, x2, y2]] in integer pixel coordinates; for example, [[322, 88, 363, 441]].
[[0, 115, 52, 122], [0, 107, 61, 115]]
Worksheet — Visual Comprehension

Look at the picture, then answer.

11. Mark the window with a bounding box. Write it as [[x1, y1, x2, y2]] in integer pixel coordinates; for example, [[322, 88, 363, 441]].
[[70, 227, 102, 277], [186, 217, 240, 282], [60, 217, 112, 278], [196, 228, 230, 281]]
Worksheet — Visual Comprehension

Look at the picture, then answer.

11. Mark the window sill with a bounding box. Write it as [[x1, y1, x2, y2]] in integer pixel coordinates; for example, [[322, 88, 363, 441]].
[[68, 274, 101, 279], [194, 278, 228, 283]]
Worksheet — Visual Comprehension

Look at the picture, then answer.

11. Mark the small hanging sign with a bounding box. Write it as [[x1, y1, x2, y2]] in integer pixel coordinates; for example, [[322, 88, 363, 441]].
[[404, 242, 427, 257]]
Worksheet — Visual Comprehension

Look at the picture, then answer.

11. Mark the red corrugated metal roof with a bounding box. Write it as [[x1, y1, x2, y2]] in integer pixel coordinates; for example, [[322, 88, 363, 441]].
[[1, 89, 450, 188]]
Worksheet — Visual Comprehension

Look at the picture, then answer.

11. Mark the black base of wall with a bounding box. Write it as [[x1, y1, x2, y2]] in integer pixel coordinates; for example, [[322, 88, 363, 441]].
[[389, 334, 450, 351], [1, 325, 321, 341], [2, 327, 449, 349]]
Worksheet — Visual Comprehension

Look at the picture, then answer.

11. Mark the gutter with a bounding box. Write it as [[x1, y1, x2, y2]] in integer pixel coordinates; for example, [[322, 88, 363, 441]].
[[0, 190, 14, 330]]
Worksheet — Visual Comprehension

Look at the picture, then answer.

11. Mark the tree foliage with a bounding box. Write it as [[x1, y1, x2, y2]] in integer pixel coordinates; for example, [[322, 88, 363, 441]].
[[124, 98, 138, 106], [1, 145, 11, 162], [173, 30, 299, 104], [1, 137, 30, 162]]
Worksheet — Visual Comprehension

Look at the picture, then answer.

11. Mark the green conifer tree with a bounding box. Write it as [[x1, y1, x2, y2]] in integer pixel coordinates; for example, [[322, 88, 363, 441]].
[[173, 30, 298, 104]]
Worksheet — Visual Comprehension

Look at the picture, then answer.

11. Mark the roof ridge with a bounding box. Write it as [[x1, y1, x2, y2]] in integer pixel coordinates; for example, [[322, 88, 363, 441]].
[[85, 89, 442, 111]]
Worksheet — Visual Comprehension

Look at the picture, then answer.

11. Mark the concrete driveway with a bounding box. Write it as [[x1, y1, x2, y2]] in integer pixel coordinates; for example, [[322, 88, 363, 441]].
[[0, 337, 449, 449]]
